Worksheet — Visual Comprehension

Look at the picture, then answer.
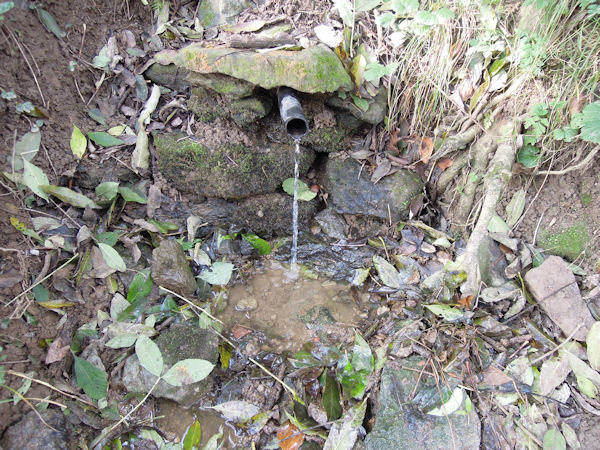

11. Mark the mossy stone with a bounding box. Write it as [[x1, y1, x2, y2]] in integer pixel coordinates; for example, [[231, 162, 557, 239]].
[[302, 126, 347, 153], [155, 44, 353, 94], [229, 96, 272, 127], [153, 132, 315, 200], [145, 63, 190, 91], [233, 192, 318, 237], [188, 87, 229, 122], [187, 72, 255, 98], [538, 222, 590, 261]]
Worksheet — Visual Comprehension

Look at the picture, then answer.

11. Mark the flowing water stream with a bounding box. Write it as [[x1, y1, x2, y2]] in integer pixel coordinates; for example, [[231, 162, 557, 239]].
[[291, 140, 300, 268]]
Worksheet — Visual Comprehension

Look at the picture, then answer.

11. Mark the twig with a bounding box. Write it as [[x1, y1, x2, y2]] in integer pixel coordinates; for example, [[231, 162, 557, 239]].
[[5, 253, 79, 306], [7, 370, 95, 407], [529, 324, 583, 366], [8, 29, 46, 107], [1, 384, 57, 431]]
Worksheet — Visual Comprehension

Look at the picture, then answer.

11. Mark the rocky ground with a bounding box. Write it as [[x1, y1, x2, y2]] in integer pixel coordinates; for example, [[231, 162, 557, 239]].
[[1, 0, 600, 449]]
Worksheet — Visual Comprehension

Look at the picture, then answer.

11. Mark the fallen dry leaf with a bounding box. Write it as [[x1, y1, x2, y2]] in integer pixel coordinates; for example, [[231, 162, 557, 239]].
[[457, 295, 473, 309], [481, 366, 513, 386], [277, 421, 304, 450], [419, 137, 434, 164], [436, 158, 454, 171], [45, 336, 70, 364], [232, 324, 252, 340], [387, 128, 401, 152]]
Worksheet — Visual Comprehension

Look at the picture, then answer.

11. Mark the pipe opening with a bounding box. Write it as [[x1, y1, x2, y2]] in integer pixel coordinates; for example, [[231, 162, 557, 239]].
[[286, 118, 309, 141]]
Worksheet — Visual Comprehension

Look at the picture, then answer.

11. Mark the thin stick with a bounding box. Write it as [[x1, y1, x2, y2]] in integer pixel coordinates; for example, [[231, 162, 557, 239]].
[[7, 370, 96, 407], [529, 324, 583, 366], [1, 384, 57, 431], [8, 29, 46, 107], [5, 253, 79, 306]]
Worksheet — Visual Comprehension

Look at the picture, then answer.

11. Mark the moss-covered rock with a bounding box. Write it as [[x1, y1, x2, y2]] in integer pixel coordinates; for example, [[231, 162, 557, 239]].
[[197, 0, 251, 28], [538, 222, 590, 261], [144, 63, 190, 91], [327, 90, 388, 125], [187, 72, 255, 98], [153, 132, 315, 200], [155, 45, 353, 94], [188, 87, 229, 122], [302, 126, 348, 153], [229, 95, 272, 127], [233, 192, 318, 237], [324, 156, 423, 222]]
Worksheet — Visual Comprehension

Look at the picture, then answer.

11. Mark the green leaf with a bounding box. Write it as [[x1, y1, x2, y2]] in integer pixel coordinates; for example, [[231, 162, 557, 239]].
[[487, 213, 510, 233], [543, 428, 567, 450], [11, 128, 41, 171], [376, 12, 397, 27], [88, 108, 107, 126], [92, 45, 111, 70], [32, 284, 49, 303], [355, 0, 381, 11], [128, 270, 153, 303], [531, 103, 549, 117], [199, 261, 234, 285], [41, 185, 99, 208], [424, 304, 465, 322], [373, 255, 401, 289], [70, 125, 87, 159], [282, 178, 317, 202], [242, 233, 271, 255], [22, 160, 49, 201], [183, 420, 202, 450], [350, 93, 369, 112], [74, 355, 108, 400], [505, 189, 526, 228], [97, 243, 126, 272], [587, 322, 600, 371], [323, 370, 342, 420], [162, 359, 214, 387], [201, 431, 223, 450], [147, 218, 178, 233], [135, 335, 163, 377], [96, 231, 121, 246], [36, 8, 65, 38], [517, 145, 540, 168], [426, 387, 464, 416], [87, 131, 123, 147], [118, 185, 147, 204], [391, 0, 419, 14], [95, 182, 119, 201], [581, 101, 600, 144], [364, 62, 398, 84], [0, 2, 15, 15]]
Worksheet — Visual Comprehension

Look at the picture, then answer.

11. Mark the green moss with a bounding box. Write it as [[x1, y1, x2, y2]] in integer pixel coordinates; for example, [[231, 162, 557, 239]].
[[581, 192, 592, 207], [538, 222, 590, 261], [302, 126, 346, 153]]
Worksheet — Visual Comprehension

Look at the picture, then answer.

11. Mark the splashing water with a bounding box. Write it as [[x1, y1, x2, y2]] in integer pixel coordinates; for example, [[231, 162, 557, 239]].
[[291, 140, 300, 269]]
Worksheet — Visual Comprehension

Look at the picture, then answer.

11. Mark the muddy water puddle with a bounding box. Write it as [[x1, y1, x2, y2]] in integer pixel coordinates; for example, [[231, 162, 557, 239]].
[[223, 261, 364, 352]]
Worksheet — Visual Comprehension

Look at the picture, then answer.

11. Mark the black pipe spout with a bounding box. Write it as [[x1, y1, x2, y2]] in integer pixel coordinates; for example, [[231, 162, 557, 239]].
[[277, 87, 309, 141]]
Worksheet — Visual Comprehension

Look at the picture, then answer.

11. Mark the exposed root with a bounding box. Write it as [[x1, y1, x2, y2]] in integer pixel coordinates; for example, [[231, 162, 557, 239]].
[[432, 124, 480, 161], [453, 129, 499, 231], [435, 151, 470, 194], [536, 145, 600, 176], [458, 120, 519, 296]]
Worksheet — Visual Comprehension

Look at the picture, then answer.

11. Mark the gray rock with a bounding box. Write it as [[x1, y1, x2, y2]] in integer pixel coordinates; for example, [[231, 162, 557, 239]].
[[121, 324, 218, 407], [229, 95, 272, 127], [524, 255, 594, 341], [151, 240, 197, 296], [197, 0, 252, 28], [365, 357, 481, 450], [274, 233, 376, 282], [1, 410, 68, 450], [187, 72, 255, 98], [324, 156, 423, 222], [314, 208, 348, 240], [145, 63, 190, 91]]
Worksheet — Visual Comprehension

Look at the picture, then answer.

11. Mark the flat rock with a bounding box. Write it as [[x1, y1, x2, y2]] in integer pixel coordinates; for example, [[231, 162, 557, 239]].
[[365, 357, 481, 450], [1, 410, 69, 450], [121, 324, 218, 407], [524, 255, 594, 341], [155, 45, 353, 94], [324, 156, 423, 222], [151, 240, 197, 296]]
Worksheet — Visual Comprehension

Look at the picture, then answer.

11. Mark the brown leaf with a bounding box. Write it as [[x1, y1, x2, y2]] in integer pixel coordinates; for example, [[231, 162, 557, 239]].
[[481, 366, 513, 387], [232, 324, 252, 339], [419, 137, 433, 164], [45, 336, 70, 364], [569, 95, 587, 116], [458, 78, 474, 102], [457, 295, 473, 309], [387, 128, 401, 152], [436, 158, 454, 171], [371, 159, 392, 184], [387, 154, 411, 166], [277, 421, 304, 450]]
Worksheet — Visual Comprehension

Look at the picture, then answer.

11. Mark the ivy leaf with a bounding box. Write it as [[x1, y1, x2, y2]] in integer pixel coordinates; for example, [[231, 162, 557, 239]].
[[22, 160, 49, 201], [199, 261, 234, 285], [242, 233, 271, 255], [127, 270, 153, 303], [162, 359, 214, 387], [581, 101, 600, 143], [517, 145, 540, 168], [97, 243, 126, 272], [70, 125, 87, 159], [87, 131, 123, 147], [41, 185, 99, 208], [323, 370, 342, 420], [135, 335, 163, 377], [74, 355, 108, 400]]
